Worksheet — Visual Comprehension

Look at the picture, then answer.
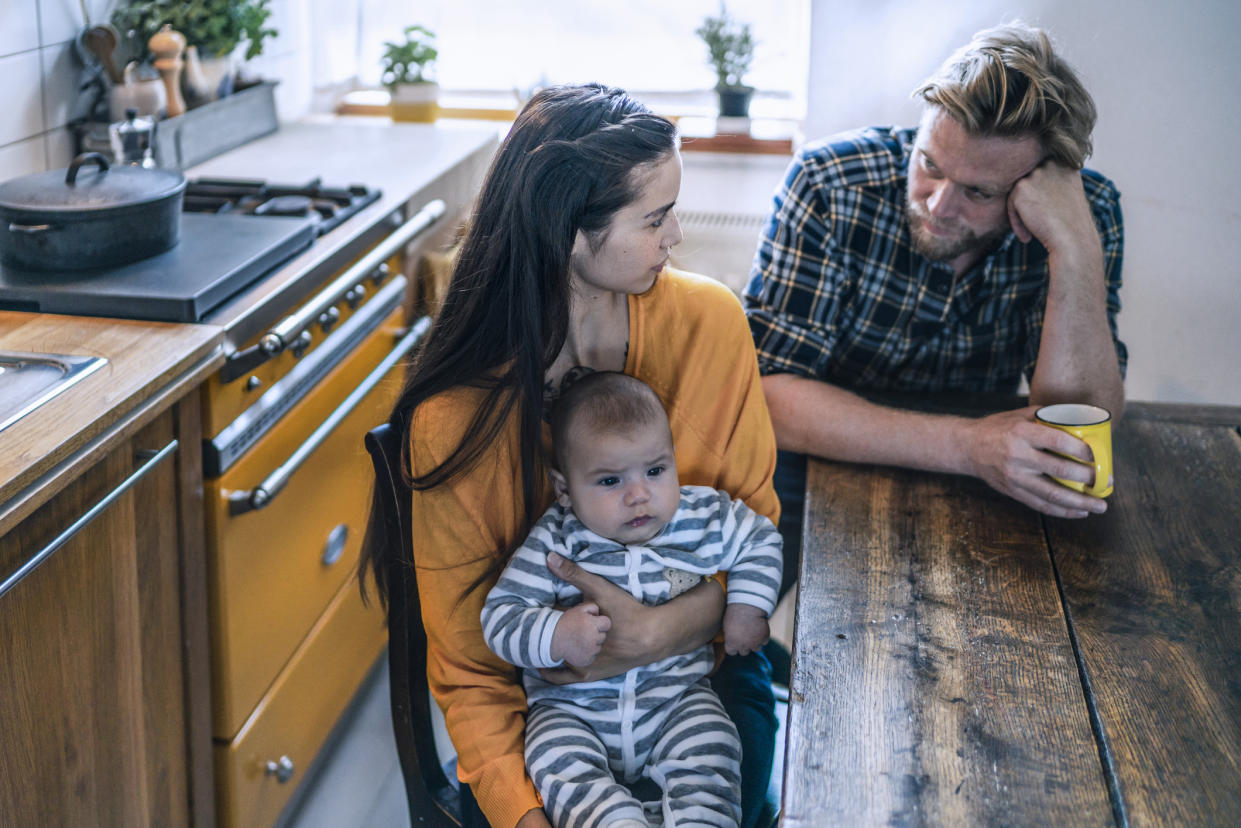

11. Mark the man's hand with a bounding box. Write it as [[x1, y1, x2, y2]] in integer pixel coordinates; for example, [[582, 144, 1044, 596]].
[[962, 405, 1109, 518], [549, 603, 611, 668], [1007, 162, 1101, 265], [516, 807, 552, 828], [722, 603, 770, 656]]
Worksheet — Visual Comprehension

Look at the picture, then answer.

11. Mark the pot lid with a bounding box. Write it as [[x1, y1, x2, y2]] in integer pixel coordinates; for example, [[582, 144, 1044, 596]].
[[0, 152, 185, 212]]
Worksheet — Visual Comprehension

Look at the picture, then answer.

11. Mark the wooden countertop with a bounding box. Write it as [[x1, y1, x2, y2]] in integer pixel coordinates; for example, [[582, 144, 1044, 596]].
[[784, 399, 1241, 825], [0, 312, 224, 535]]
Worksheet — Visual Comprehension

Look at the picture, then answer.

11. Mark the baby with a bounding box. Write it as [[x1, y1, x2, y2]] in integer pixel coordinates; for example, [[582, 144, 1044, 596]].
[[482, 371, 782, 828]]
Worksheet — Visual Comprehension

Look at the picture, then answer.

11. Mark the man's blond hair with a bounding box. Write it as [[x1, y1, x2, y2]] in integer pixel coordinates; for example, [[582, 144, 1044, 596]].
[[913, 22, 1096, 169]]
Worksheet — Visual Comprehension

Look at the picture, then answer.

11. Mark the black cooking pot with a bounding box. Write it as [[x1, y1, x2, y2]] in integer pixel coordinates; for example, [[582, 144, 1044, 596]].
[[0, 152, 185, 271]]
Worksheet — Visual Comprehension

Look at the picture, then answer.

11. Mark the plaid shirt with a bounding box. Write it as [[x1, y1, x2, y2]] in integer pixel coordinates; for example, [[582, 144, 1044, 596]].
[[743, 127, 1127, 392]]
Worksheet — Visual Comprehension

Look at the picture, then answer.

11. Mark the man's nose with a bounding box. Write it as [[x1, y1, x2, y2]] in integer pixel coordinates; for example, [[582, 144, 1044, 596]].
[[926, 182, 958, 220]]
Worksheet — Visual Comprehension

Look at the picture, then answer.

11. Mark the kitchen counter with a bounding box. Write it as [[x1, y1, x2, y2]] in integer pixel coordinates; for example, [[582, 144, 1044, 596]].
[[0, 114, 500, 828], [0, 116, 500, 536], [0, 311, 224, 535]]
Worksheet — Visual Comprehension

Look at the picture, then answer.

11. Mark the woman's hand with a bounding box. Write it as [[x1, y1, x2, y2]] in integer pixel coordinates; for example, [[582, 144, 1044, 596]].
[[538, 552, 725, 684], [516, 806, 552, 828]]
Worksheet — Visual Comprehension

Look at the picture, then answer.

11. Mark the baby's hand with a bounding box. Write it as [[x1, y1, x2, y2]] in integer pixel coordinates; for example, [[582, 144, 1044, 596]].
[[550, 603, 611, 668], [723, 603, 770, 656]]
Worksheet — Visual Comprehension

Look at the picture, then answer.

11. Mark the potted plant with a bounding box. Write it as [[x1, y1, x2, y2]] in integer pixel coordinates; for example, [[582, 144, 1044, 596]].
[[381, 25, 439, 123], [112, 0, 276, 101], [695, 3, 756, 119]]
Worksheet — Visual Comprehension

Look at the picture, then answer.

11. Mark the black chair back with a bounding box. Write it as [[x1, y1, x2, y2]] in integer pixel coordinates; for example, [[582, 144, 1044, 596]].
[[365, 423, 486, 827]]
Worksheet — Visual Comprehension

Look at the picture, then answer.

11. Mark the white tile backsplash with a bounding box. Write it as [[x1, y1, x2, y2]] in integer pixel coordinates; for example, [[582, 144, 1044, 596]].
[[0, 50, 46, 147], [0, 0, 41, 58], [41, 40, 81, 130], [38, 0, 116, 48], [44, 124, 77, 170], [1, 0, 313, 181], [0, 136, 47, 181]]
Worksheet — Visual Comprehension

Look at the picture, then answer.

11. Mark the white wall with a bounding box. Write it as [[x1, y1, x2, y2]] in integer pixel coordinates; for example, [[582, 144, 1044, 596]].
[[807, 0, 1241, 405]]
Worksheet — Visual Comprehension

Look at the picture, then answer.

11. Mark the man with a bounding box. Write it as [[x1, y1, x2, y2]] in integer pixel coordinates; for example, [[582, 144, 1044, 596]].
[[744, 23, 1126, 591]]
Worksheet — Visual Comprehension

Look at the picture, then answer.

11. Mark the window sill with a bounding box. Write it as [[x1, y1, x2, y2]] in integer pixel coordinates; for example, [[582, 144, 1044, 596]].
[[335, 91, 798, 155]]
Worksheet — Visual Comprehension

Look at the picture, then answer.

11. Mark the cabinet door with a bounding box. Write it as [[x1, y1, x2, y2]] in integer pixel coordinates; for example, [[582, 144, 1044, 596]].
[[0, 410, 192, 826]]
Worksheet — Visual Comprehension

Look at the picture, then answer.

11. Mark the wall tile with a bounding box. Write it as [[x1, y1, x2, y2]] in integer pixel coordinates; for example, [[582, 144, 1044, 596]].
[[42, 40, 85, 130], [0, 0, 40, 58], [0, 50, 46, 146], [39, 0, 116, 47], [45, 125, 78, 170], [0, 136, 48, 181]]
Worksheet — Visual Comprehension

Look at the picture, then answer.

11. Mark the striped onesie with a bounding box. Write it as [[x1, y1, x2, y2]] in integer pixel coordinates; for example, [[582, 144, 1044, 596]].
[[482, 485, 783, 828]]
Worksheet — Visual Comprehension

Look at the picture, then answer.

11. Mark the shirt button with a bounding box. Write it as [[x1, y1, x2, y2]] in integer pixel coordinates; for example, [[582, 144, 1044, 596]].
[[931, 279, 950, 293]]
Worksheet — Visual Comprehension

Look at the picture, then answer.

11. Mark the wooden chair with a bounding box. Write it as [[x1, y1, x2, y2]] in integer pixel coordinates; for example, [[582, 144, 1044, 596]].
[[365, 423, 488, 827]]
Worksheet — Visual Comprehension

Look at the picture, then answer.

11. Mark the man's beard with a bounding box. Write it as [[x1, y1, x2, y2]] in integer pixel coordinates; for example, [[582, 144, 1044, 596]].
[[904, 192, 1009, 263]]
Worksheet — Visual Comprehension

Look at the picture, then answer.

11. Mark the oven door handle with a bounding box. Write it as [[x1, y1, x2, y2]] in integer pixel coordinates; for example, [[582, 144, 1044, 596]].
[[228, 316, 429, 516], [222, 198, 445, 382]]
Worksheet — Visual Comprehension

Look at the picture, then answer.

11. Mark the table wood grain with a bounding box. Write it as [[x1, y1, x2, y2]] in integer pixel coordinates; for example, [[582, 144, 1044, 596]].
[[786, 463, 1111, 826], [1045, 419, 1241, 825], [785, 402, 1241, 826]]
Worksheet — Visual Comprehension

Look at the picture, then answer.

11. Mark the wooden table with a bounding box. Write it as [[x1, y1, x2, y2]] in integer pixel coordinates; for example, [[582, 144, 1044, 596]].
[[782, 400, 1241, 826]]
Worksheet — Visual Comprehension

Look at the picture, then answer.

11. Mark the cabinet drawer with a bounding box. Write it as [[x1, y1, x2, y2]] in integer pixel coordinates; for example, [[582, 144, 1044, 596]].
[[214, 574, 386, 828], [205, 306, 406, 738]]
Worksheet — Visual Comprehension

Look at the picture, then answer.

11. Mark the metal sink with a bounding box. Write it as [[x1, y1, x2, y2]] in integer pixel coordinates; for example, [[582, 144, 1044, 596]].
[[0, 350, 107, 432]]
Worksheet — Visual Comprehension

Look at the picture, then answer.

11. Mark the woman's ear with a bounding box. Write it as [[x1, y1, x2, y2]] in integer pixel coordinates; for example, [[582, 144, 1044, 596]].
[[550, 468, 572, 508]]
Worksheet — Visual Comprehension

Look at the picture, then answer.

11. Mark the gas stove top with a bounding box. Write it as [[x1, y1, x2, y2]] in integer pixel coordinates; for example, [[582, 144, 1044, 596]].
[[183, 177, 380, 237], [0, 178, 381, 323]]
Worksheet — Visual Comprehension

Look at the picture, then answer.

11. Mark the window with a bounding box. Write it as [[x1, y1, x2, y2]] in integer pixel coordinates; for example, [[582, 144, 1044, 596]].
[[319, 0, 810, 119]]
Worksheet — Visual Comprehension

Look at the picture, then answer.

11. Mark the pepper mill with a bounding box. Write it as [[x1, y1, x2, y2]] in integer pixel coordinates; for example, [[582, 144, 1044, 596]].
[[149, 24, 187, 118]]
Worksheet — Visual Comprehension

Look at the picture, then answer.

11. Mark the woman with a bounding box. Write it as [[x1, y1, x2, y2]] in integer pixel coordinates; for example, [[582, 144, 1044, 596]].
[[361, 84, 780, 828]]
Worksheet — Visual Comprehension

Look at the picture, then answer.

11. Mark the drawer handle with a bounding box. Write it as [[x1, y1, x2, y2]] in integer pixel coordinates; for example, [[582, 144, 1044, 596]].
[[265, 755, 295, 784], [0, 441, 177, 601], [227, 317, 429, 516], [322, 523, 348, 567]]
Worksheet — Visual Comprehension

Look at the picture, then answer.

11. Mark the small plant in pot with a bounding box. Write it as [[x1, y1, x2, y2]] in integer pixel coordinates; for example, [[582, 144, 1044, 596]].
[[382, 24, 439, 123], [695, 3, 756, 119], [112, 0, 276, 103]]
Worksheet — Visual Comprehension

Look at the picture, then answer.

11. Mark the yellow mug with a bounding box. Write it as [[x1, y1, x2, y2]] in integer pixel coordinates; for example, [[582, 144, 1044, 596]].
[[1035, 404, 1113, 498]]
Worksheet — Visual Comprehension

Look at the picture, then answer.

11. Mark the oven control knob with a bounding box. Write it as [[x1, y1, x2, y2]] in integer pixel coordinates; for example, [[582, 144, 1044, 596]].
[[346, 284, 366, 309], [371, 263, 389, 286], [318, 306, 341, 333], [289, 330, 313, 358], [265, 755, 295, 783]]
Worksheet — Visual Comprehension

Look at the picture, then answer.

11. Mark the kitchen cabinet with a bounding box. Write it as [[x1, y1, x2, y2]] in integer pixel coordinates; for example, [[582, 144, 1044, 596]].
[[0, 394, 215, 827]]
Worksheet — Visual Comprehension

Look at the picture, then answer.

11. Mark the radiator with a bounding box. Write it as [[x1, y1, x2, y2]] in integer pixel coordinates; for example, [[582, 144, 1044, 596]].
[[670, 208, 768, 297]]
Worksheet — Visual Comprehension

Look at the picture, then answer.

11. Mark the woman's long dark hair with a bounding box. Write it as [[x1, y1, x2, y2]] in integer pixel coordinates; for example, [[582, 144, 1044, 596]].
[[360, 83, 677, 607]]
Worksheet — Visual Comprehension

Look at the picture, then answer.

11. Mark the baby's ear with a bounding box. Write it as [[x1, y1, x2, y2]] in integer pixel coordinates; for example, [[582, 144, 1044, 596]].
[[550, 468, 572, 508]]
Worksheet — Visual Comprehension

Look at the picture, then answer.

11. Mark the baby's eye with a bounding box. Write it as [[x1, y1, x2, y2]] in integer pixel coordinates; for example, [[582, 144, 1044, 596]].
[[597, 476, 620, 487], [646, 465, 665, 478]]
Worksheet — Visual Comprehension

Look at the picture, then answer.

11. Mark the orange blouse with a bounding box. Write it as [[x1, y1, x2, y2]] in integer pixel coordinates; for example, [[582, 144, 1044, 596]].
[[408, 269, 780, 827]]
